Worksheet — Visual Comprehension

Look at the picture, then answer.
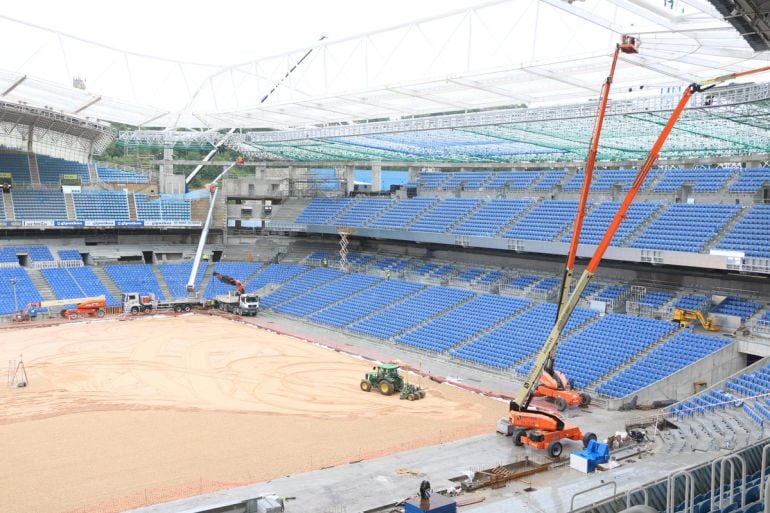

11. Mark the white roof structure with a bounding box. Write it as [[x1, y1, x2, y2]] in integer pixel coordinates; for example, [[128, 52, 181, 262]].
[[1, 0, 769, 131]]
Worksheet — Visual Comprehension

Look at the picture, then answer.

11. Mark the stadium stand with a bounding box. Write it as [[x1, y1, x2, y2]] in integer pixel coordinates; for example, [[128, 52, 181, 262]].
[[274, 273, 381, 316], [636, 289, 674, 309], [260, 267, 342, 308], [367, 197, 437, 229], [0, 267, 42, 314], [561, 201, 661, 246], [41, 267, 119, 306], [653, 167, 736, 192], [451, 198, 533, 236], [12, 189, 67, 219], [441, 171, 490, 189], [159, 261, 208, 297], [203, 261, 263, 298], [417, 173, 449, 189], [712, 296, 761, 321], [629, 203, 739, 252], [503, 200, 580, 240], [395, 294, 530, 353], [532, 170, 566, 190], [408, 198, 482, 233], [333, 198, 395, 227], [597, 331, 731, 398], [3, 245, 55, 262], [0, 153, 32, 183], [451, 302, 598, 369], [72, 190, 130, 220], [36, 155, 90, 184], [483, 170, 541, 190], [308, 279, 425, 327], [295, 198, 355, 224], [674, 293, 710, 311], [134, 194, 191, 221], [348, 286, 474, 339], [518, 313, 678, 389], [95, 164, 148, 184], [103, 264, 165, 299], [716, 204, 770, 257], [245, 263, 308, 294], [57, 249, 83, 263], [730, 168, 770, 193]]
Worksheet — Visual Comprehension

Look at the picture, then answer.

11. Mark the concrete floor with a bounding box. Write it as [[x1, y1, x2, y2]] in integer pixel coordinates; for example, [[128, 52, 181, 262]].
[[126, 311, 729, 513]]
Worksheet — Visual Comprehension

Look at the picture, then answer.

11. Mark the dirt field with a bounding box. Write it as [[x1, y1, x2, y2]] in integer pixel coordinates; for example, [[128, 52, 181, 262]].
[[0, 315, 504, 513]]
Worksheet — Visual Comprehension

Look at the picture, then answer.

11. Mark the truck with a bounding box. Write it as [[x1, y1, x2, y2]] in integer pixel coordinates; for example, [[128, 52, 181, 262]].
[[212, 290, 260, 316], [121, 292, 198, 314]]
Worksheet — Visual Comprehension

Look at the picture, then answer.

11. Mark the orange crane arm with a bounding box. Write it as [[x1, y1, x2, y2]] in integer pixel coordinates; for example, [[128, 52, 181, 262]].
[[513, 63, 770, 412]]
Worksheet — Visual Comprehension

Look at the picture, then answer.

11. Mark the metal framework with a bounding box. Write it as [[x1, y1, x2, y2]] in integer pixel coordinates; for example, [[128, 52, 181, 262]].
[[119, 81, 770, 163], [1, 0, 769, 131]]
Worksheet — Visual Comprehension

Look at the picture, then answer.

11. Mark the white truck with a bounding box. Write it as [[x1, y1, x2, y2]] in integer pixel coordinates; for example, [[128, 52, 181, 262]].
[[212, 290, 260, 316], [121, 292, 198, 314]]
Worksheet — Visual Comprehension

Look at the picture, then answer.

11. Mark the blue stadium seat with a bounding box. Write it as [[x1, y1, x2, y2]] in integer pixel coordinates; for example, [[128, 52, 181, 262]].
[[159, 261, 208, 298], [0, 152, 32, 183], [0, 267, 43, 314], [203, 261, 264, 299], [104, 264, 165, 299], [72, 190, 130, 220], [409, 198, 482, 233], [36, 155, 90, 184], [274, 273, 381, 316], [504, 200, 580, 241], [451, 199, 533, 237], [12, 189, 68, 219], [367, 198, 437, 229], [716, 204, 770, 257], [96, 164, 148, 184], [629, 203, 739, 252]]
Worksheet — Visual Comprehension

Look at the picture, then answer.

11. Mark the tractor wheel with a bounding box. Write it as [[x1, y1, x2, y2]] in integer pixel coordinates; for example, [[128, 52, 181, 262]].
[[407, 393, 416, 401], [580, 392, 592, 407], [547, 441, 563, 459], [512, 428, 527, 447], [554, 396, 568, 411], [582, 432, 597, 448], [69, 312, 79, 320], [418, 390, 426, 399], [379, 380, 395, 396], [360, 380, 372, 392], [96, 309, 105, 318], [130, 306, 139, 315], [174, 305, 183, 313]]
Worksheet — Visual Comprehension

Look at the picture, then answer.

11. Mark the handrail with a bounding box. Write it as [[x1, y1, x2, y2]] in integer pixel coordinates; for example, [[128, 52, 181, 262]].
[[570, 481, 618, 512]]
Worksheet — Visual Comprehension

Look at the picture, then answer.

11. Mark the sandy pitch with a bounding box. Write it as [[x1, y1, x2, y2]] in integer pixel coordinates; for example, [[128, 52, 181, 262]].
[[0, 315, 504, 513]]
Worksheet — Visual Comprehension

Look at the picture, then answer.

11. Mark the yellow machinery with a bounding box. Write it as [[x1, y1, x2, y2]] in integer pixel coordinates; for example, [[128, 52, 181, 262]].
[[672, 308, 720, 331]]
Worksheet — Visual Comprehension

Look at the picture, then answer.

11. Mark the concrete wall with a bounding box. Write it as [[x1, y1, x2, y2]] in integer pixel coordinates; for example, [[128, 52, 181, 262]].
[[605, 343, 744, 409]]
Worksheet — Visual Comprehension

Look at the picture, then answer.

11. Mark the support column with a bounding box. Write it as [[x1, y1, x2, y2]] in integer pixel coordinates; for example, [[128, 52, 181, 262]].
[[371, 163, 382, 192], [339, 165, 355, 194], [407, 166, 420, 183], [160, 148, 174, 177], [26, 124, 34, 152]]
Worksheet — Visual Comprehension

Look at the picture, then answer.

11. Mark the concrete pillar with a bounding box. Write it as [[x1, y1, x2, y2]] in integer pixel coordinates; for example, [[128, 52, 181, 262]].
[[371, 163, 382, 192], [407, 166, 420, 183], [26, 124, 34, 152], [339, 165, 355, 194]]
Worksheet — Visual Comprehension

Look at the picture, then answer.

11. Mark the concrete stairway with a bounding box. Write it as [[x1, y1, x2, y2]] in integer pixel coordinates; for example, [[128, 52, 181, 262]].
[[26, 268, 57, 301], [87, 162, 99, 184], [152, 265, 173, 299], [127, 193, 138, 220], [27, 154, 40, 186], [621, 203, 667, 247], [389, 292, 478, 339], [703, 206, 748, 252], [197, 263, 217, 297], [493, 200, 539, 237], [3, 193, 15, 220], [444, 199, 486, 233], [91, 266, 123, 300], [64, 193, 77, 220]]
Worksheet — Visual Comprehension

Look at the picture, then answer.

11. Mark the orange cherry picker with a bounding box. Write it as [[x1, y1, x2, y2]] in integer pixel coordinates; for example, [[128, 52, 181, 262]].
[[510, 54, 770, 458]]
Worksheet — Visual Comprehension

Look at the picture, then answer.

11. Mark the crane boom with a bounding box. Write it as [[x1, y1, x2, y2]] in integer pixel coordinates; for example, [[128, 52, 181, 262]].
[[513, 63, 770, 412]]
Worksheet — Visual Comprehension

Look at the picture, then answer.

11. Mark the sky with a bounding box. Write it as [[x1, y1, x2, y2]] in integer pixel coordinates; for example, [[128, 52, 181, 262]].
[[2, 0, 487, 66]]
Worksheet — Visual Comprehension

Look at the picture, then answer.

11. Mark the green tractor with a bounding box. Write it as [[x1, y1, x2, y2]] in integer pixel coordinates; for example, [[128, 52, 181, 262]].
[[360, 363, 425, 400]]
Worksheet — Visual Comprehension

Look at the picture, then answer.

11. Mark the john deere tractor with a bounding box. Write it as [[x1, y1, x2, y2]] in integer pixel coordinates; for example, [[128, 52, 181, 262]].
[[360, 363, 425, 399]]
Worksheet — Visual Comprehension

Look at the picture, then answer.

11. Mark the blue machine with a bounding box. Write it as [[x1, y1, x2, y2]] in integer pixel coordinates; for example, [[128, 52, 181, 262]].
[[570, 440, 610, 473]]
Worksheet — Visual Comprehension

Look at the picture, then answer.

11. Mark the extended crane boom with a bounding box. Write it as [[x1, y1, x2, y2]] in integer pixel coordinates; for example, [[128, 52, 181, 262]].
[[213, 272, 245, 295], [512, 63, 770, 414]]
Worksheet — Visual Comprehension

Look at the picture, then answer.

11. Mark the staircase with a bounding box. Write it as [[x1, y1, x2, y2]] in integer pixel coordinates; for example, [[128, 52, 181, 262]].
[[390, 292, 478, 339], [152, 265, 173, 299], [402, 198, 441, 229], [621, 203, 667, 247], [493, 200, 539, 237], [326, 198, 360, 225], [341, 284, 429, 327], [87, 162, 99, 184], [3, 193, 15, 220], [719, 169, 742, 194], [445, 200, 485, 233], [64, 192, 77, 220], [198, 263, 217, 297], [91, 266, 123, 300], [127, 193, 138, 220], [26, 268, 57, 301], [553, 203, 597, 242], [27, 154, 40, 186], [703, 206, 748, 252]]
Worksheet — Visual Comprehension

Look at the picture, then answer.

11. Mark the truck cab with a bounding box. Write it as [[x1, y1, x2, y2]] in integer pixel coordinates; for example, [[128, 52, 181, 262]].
[[239, 293, 260, 316], [121, 292, 156, 314]]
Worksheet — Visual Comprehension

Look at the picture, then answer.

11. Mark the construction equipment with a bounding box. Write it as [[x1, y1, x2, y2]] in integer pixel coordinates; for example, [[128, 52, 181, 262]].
[[121, 292, 197, 314], [211, 272, 260, 316], [15, 296, 106, 321], [360, 363, 425, 399], [525, 35, 640, 417], [509, 61, 770, 457], [673, 308, 720, 331], [60, 296, 107, 320]]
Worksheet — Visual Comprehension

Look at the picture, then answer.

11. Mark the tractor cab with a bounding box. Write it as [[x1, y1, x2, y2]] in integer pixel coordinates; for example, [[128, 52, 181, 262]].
[[360, 363, 405, 396]]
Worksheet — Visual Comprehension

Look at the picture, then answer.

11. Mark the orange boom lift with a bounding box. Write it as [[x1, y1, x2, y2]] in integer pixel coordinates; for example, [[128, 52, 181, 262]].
[[509, 60, 770, 458], [533, 35, 639, 413]]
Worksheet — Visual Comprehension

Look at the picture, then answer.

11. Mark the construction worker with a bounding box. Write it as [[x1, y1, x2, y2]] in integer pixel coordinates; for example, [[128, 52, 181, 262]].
[[322, 256, 328, 267], [386, 270, 391, 280]]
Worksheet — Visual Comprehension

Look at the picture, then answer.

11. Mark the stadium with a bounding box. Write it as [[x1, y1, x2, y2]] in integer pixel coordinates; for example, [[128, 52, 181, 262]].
[[3, 1, 770, 512]]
